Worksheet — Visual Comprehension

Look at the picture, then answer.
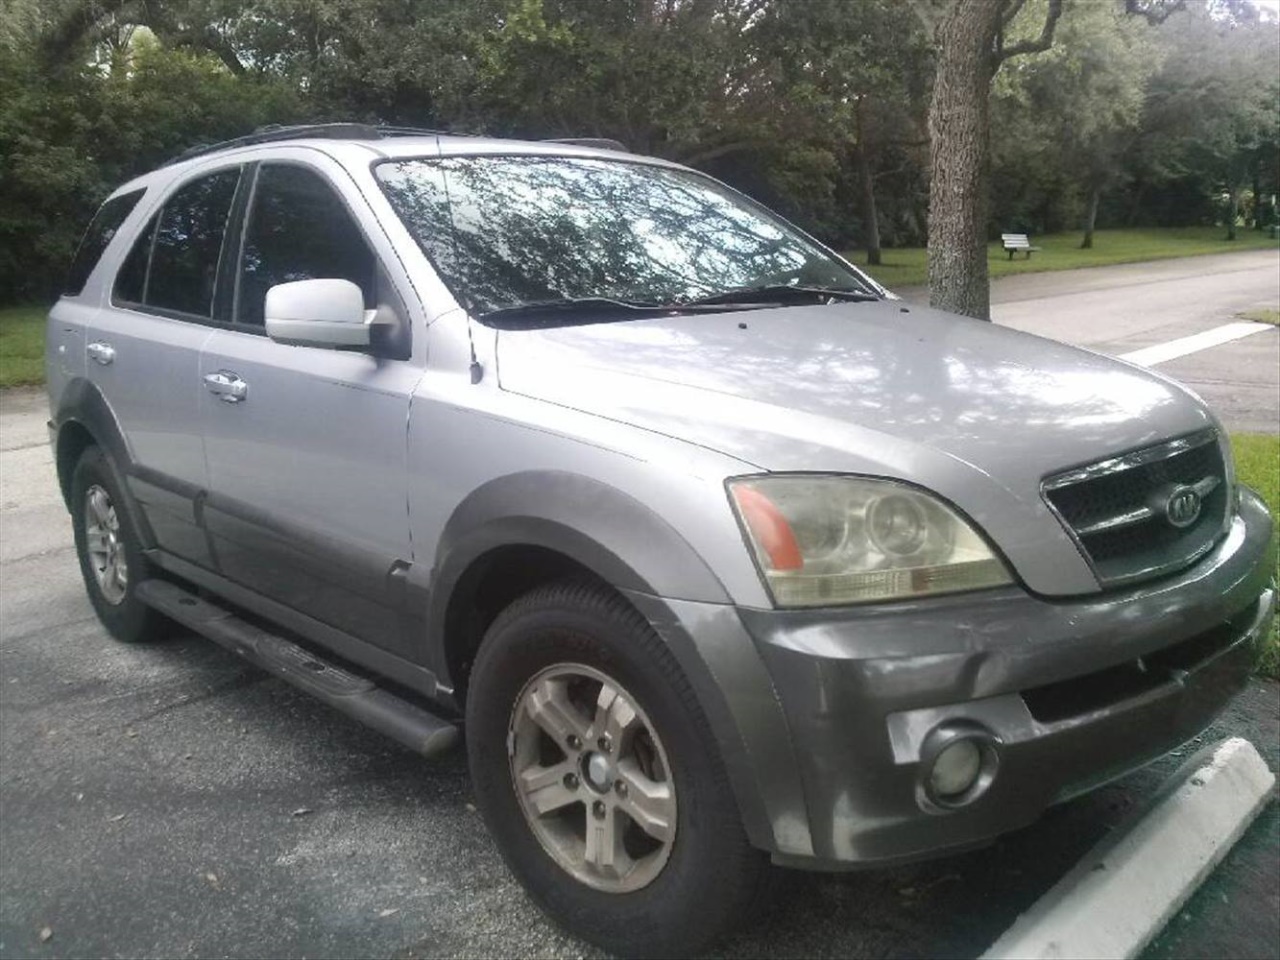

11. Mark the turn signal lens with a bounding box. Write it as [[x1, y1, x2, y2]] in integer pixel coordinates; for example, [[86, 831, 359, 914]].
[[731, 485, 803, 571]]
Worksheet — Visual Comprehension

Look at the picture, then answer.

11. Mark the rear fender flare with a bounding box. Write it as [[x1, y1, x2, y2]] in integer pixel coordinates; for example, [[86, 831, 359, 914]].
[[52, 378, 154, 547]]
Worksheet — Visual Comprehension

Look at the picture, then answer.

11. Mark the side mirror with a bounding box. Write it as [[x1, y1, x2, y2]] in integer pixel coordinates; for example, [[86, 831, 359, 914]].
[[265, 278, 378, 348]]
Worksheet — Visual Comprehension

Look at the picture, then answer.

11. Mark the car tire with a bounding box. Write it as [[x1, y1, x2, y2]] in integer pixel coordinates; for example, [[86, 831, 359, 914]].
[[70, 446, 169, 644], [466, 578, 767, 958]]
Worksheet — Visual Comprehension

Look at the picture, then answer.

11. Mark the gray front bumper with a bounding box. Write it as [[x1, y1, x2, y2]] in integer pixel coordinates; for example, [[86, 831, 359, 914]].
[[638, 488, 1275, 869]]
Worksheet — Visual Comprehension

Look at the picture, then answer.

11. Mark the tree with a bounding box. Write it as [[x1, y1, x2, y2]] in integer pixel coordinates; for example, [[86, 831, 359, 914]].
[[909, 0, 1190, 319], [992, 3, 1160, 248], [746, 0, 931, 265], [1134, 2, 1279, 239], [9, 0, 1275, 309], [905, 0, 1062, 319], [1, 2, 305, 301]]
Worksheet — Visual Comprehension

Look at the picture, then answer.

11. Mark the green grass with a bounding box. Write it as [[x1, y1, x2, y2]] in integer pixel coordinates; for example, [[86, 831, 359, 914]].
[[851, 226, 1280, 290], [1231, 434, 1280, 680], [0, 305, 47, 388], [1238, 307, 1279, 326]]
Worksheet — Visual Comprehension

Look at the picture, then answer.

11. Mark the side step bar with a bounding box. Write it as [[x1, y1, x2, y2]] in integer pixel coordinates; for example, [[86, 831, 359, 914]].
[[136, 579, 459, 758]]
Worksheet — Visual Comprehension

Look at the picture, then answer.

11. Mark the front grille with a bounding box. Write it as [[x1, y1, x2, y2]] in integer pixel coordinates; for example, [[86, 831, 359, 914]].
[[1042, 430, 1229, 587]]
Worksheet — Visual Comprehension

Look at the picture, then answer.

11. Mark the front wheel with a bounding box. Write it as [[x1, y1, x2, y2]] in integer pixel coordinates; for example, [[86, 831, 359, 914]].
[[466, 579, 766, 957]]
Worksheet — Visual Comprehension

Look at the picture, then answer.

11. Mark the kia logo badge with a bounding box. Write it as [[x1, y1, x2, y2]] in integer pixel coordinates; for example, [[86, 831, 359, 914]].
[[1165, 486, 1202, 528]]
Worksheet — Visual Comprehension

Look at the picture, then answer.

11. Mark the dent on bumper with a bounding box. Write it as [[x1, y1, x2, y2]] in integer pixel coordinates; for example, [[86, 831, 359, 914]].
[[731, 489, 1275, 868]]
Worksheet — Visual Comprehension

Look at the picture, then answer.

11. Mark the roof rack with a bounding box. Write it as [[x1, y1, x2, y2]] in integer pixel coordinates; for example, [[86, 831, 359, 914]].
[[545, 137, 630, 153], [165, 124, 629, 167], [376, 125, 461, 138], [164, 122, 456, 166]]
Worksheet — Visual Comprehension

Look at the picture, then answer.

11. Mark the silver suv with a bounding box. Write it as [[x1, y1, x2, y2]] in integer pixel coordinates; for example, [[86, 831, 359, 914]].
[[47, 124, 1276, 956]]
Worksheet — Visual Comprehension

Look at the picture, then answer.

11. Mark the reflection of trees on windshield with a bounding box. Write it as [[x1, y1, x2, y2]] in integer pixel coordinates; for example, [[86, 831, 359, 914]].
[[376, 157, 862, 317]]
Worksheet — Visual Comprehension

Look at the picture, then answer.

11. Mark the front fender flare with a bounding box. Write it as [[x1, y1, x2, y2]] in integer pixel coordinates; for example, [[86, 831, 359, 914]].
[[426, 471, 806, 856], [428, 470, 732, 619]]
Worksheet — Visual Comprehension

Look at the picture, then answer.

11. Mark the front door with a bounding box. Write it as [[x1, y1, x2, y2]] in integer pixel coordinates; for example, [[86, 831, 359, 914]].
[[198, 159, 423, 657]]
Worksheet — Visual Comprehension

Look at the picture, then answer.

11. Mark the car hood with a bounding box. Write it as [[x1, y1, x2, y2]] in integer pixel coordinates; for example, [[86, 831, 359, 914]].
[[495, 299, 1217, 595]]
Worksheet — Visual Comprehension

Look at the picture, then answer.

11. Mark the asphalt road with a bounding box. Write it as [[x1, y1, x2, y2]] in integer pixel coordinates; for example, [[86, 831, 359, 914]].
[[901, 249, 1280, 434], [2, 254, 1278, 958]]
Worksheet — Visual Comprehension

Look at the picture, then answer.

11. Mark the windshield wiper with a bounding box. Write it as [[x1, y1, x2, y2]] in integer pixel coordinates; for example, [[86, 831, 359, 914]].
[[673, 284, 881, 308], [478, 296, 665, 325], [477, 295, 765, 328]]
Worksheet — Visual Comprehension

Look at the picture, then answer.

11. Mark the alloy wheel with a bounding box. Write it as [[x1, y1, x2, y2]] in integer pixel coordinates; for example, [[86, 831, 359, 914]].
[[508, 663, 677, 893], [83, 484, 128, 605]]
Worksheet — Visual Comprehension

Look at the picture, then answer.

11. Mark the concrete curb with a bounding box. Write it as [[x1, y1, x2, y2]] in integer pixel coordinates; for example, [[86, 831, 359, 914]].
[[981, 737, 1276, 960]]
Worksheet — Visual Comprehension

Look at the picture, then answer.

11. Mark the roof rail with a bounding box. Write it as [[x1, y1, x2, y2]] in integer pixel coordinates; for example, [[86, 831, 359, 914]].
[[165, 124, 625, 167], [166, 123, 377, 166], [376, 125, 459, 138], [164, 122, 458, 167], [545, 137, 630, 153]]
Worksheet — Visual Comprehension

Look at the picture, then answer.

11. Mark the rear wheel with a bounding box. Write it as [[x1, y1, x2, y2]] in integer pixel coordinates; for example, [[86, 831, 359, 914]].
[[70, 446, 168, 643], [466, 579, 766, 957]]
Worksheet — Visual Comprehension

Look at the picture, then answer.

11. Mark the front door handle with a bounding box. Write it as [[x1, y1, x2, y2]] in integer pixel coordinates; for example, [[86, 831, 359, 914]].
[[203, 371, 248, 403], [87, 341, 115, 365]]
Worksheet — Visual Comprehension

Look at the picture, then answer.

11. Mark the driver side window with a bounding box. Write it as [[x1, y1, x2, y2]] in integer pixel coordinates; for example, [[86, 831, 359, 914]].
[[236, 164, 376, 327]]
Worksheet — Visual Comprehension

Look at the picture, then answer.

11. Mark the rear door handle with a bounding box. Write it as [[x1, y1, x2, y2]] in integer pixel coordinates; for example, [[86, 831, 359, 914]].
[[203, 371, 248, 403], [87, 341, 115, 365]]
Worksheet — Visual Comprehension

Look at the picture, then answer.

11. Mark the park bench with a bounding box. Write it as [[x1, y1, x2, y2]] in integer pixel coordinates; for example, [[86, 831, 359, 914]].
[[1001, 233, 1041, 259]]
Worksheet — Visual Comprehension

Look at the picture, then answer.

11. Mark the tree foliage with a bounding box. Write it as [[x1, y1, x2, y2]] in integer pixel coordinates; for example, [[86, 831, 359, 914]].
[[1, 0, 1276, 306]]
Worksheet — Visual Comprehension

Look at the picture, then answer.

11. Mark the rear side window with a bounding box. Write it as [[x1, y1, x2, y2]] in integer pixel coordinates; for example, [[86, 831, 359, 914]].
[[114, 217, 154, 305], [237, 164, 374, 326], [114, 167, 241, 318], [65, 189, 145, 296]]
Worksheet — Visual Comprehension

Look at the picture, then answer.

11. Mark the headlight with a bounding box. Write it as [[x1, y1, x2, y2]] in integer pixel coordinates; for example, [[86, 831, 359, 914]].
[[728, 475, 1012, 606]]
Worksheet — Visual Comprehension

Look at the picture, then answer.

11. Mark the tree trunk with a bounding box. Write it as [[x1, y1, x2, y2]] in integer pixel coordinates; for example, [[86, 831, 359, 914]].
[[926, 2, 1002, 320], [1226, 188, 1238, 240], [1080, 184, 1101, 249], [1253, 159, 1262, 230], [1126, 178, 1146, 226], [855, 101, 882, 267]]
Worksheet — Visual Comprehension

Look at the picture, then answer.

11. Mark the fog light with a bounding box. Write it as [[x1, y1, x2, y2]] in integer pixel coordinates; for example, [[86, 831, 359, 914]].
[[917, 722, 1000, 812], [930, 739, 982, 797]]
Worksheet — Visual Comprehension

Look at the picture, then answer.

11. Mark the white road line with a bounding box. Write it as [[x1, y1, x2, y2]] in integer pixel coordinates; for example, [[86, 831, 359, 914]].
[[1118, 321, 1272, 367]]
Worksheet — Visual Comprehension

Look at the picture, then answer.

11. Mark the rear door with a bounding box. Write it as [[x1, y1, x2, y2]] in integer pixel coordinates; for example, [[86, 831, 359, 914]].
[[198, 157, 424, 657], [50, 188, 147, 394], [86, 165, 246, 568]]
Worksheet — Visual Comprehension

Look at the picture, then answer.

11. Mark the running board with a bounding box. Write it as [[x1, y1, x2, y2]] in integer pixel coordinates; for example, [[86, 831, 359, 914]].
[[136, 579, 459, 758]]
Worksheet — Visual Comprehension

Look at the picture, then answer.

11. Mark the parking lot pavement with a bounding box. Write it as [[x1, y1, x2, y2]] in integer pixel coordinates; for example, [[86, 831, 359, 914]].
[[1146, 334, 1280, 436], [2, 362, 1277, 958]]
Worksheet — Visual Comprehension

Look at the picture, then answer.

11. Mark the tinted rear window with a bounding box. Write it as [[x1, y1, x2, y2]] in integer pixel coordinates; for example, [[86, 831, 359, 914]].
[[114, 216, 154, 305], [146, 169, 241, 316], [65, 189, 145, 296]]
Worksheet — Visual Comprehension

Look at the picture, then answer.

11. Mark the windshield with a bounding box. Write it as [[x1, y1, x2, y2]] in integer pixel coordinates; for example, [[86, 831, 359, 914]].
[[375, 155, 878, 321]]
